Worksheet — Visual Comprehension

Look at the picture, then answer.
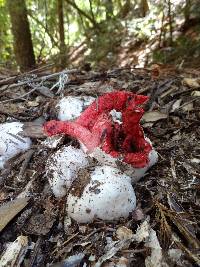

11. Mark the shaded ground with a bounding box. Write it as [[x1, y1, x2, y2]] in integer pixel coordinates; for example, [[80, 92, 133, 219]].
[[0, 65, 200, 266]]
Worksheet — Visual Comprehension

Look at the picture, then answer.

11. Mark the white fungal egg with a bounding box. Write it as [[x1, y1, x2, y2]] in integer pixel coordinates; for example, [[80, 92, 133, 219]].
[[46, 146, 89, 198], [125, 148, 158, 182], [0, 122, 32, 169], [56, 96, 95, 121], [67, 166, 136, 223], [89, 138, 158, 183]]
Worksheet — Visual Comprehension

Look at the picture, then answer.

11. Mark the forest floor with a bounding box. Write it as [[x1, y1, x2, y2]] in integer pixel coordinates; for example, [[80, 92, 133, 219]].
[[0, 65, 200, 267]]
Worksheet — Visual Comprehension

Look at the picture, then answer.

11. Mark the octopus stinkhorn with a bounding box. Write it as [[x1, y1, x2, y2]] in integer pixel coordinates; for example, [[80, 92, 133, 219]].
[[44, 91, 158, 222], [44, 91, 158, 180]]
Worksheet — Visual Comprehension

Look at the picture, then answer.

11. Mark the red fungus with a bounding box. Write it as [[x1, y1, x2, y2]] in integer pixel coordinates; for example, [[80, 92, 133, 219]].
[[44, 91, 152, 168], [44, 113, 113, 152], [75, 91, 148, 130]]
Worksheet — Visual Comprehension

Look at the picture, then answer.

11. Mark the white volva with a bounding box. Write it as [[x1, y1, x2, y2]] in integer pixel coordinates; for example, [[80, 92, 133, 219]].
[[0, 122, 32, 169], [89, 137, 158, 183], [56, 96, 95, 121], [46, 146, 89, 198], [79, 109, 158, 183], [67, 166, 136, 223]]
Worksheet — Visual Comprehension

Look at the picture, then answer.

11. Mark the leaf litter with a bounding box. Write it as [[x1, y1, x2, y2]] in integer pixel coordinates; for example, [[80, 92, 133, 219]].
[[0, 66, 199, 266]]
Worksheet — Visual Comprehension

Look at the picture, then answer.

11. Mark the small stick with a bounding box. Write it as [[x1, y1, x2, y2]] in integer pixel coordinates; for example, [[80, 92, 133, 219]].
[[17, 149, 35, 182]]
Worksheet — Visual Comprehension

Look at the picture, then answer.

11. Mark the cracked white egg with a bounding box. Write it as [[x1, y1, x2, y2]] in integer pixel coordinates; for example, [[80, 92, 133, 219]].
[[46, 145, 89, 198], [0, 122, 32, 169], [67, 165, 136, 223], [89, 137, 158, 183], [56, 95, 95, 121]]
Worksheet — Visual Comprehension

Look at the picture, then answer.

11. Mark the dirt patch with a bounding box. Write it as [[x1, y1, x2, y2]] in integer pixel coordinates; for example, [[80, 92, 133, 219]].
[[70, 168, 91, 198]]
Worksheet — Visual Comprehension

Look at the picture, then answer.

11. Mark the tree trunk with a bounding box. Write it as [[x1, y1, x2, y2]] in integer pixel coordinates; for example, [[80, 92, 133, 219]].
[[118, 0, 131, 19], [140, 0, 149, 17], [7, 0, 35, 72], [58, 0, 67, 68]]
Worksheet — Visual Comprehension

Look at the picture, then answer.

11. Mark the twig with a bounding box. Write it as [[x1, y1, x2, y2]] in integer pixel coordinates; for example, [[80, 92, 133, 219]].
[[178, 97, 200, 110], [173, 233, 200, 265], [51, 232, 79, 255], [29, 237, 42, 267], [0, 63, 54, 87], [17, 149, 35, 182], [0, 87, 38, 103], [0, 69, 79, 88]]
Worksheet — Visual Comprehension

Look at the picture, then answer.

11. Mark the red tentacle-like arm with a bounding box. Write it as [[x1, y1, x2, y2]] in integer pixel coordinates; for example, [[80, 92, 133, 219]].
[[43, 113, 113, 152], [75, 91, 148, 129], [98, 106, 152, 168], [44, 91, 152, 168]]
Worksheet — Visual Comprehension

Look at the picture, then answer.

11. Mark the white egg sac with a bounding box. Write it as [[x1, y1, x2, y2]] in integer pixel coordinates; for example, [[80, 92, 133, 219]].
[[56, 96, 95, 121], [0, 122, 32, 169], [89, 138, 158, 183], [46, 146, 89, 198], [67, 166, 136, 223]]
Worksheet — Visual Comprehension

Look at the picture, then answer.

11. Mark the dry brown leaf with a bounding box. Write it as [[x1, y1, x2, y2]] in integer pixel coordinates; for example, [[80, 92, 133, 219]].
[[26, 100, 40, 107], [151, 64, 161, 79], [142, 111, 167, 123], [182, 103, 193, 112], [182, 78, 200, 88], [172, 233, 200, 266], [36, 86, 54, 98], [0, 198, 29, 232], [116, 226, 133, 240]]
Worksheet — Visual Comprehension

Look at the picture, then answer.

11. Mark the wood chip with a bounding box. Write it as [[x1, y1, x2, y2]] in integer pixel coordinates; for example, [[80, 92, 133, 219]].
[[171, 99, 182, 112], [191, 90, 200, 97], [0, 235, 29, 267], [36, 86, 54, 98], [0, 198, 29, 232]]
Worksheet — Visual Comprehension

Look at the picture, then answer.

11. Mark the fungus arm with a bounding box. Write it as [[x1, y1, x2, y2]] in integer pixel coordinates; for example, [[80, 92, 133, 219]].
[[43, 114, 113, 153], [75, 91, 148, 129]]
